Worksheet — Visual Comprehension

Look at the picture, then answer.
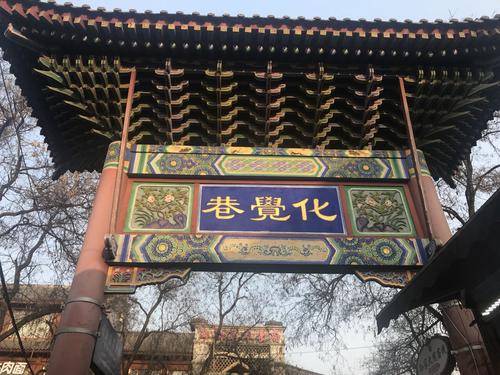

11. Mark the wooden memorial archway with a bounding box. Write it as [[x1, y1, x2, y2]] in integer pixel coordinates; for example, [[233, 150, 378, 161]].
[[0, 2, 498, 373]]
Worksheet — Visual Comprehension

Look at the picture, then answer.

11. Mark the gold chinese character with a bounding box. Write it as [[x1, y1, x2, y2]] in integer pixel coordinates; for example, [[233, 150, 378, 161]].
[[251, 196, 290, 221], [292, 198, 337, 221], [202, 196, 244, 219], [0, 362, 14, 375]]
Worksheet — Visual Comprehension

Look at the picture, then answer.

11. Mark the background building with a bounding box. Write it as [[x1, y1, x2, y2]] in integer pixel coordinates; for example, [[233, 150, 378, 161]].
[[0, 285, 321, 375]]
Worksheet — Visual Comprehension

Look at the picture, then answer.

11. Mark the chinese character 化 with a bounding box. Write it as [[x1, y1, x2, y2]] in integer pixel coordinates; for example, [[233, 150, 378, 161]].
[[250, 197, 290, 221], [202, 196, 244, 219], [292, 198, 337, 221]]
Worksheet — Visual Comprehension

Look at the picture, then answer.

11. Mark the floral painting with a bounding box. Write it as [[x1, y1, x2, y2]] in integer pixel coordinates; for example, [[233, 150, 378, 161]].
[[125, 183, 193, 232], [347, 187, 414, 236]]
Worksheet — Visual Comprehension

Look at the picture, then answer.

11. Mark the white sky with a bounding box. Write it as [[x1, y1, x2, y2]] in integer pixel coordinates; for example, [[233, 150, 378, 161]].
[[62, 0, 499, 373]]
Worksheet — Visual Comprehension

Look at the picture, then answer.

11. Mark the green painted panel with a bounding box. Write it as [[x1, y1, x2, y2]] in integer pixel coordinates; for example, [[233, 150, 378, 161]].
[[124, 182, 194, 233], [345, 186, 416, 237]]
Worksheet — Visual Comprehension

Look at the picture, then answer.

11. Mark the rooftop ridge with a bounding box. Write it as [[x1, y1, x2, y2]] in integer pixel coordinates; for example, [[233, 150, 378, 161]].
[[0, 0, 498, 183], [8, 0, 500, 29]]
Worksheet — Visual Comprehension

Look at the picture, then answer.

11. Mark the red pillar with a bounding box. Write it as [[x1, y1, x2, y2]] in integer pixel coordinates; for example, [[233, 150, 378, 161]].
[[48, 69, 135, 375], [399, 75, 493, 374], [47, 161, 117, 375], [408, 170, 494, 374], [440, 301, 493, 375]]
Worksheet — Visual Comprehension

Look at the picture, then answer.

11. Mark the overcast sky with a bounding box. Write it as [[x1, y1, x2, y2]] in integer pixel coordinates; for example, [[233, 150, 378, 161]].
[[63, 0, 499, 374]]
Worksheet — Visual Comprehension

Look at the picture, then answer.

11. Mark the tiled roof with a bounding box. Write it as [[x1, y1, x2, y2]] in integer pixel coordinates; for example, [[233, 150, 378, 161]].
[[0, 1, 498, 183], [10, 1, 500, 28], [1, 1, 499, 64], [123, 331, 194, 357], [0, 330, 194, 357], [7, 284, 67, 306], [0, 336, 51, 352]]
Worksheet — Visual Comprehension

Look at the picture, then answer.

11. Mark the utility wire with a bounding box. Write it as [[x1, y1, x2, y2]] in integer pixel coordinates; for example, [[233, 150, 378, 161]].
[[0, 260, 36, 375]]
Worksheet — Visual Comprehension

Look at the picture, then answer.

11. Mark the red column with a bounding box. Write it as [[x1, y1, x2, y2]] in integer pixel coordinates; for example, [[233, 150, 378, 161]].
[[440, 301, 493, 375], [47, 161, 117, 375], [399, 78, 492, 373], [409, 169, 494, 375], [48, 69, 135, 375]]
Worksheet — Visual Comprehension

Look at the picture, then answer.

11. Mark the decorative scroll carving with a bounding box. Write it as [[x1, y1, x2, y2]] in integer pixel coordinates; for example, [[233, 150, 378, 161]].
[[105, 266, 191, 294], [128, 147, 409, 180], [355, 270, 416, 288], [109, 234, 428, 269]]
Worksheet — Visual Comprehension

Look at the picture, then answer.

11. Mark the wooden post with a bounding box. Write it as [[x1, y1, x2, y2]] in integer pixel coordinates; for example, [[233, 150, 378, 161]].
[[399, 77, 494, 375], [475, 317, 500, 373], [398, 77, 434, 240], [111, 69, 136, 233], [47, 70, 136, 375]]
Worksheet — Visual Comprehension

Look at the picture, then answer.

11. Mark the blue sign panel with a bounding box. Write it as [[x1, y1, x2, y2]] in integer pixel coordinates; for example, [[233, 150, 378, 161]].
[[198, 185, 345, 234]]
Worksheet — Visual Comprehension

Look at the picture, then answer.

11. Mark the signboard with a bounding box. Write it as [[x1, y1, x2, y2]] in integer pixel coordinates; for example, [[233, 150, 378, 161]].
[[417, 335, 455, 375], [105, 143, 432, 288], [199, 185, 345, 234], [91, 316, 122, 375], [0, 362, 27, 375]]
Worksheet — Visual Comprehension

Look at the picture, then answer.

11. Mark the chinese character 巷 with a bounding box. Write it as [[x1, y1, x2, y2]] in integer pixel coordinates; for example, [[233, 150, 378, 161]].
[[292, 198, 337, 221], [202, 196, 244, 219], [250, 197, 290, 221]]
